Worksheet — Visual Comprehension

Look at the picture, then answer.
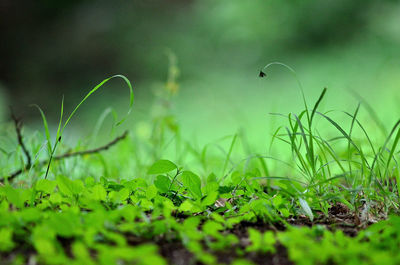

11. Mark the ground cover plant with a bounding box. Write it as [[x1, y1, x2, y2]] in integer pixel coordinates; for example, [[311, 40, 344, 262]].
[[1, 63, 400, 265]]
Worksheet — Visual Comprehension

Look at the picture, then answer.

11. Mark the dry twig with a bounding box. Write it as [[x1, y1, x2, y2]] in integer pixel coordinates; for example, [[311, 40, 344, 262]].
[[1, 123, 128, 183], [10, 109, 32, 170]]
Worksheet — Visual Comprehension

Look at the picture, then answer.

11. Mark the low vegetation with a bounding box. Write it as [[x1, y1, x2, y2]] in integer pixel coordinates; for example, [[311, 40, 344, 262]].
[[1, 64, 400, 264]]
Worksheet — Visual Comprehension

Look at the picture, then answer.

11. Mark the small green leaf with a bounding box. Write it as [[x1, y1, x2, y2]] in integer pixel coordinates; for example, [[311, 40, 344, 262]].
[[299, 197, 314, 221], [146, 185, 158, 200], [49, 193, 62, 204], [35, 179, 57, 194], [91, 184, 107, 201], [3, 186, 31, 208], [207, 173, 218, 183], [181, 171, 202, 199], [148, 160, 177, 174], [262, 231, 276, 253], [202, 220, 223, 236], [57, 175, 84, 197], [154, 175, 171, 193], [246, 228, 262, 252], [0, 228, 15, 251], [47, 212, 81, 237], [179, 200, 194, 212], [204, 181, 219, 194], [201, 191, 218, 207], [85, 177, 95, 187]]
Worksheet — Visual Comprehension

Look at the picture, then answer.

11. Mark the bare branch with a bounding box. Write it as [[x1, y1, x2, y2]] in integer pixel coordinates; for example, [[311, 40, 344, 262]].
[[53, 131, 128, 160], [1, 130, 129, 183], [10, 109, 32, 169]]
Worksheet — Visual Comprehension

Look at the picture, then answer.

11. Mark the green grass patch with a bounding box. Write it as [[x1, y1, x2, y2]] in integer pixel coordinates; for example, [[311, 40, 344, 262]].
[[1, 65, 400, 264]]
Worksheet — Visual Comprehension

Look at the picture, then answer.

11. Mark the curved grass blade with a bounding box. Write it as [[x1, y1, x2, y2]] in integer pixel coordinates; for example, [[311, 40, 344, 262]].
[[31, 104, 52, 153], [383, 120, 400, 178], [31, 75, 134, 179], [317, 111, 367, 167], [62, 74, 134, 134], [310, 87, 327, 126], [269, 126, 283, 152], [222, 134, 238, 177], [260, 62, 308, 115], [350, 90, 387, 137], [369, 119, 400, 183], [342, 110, 376, 156], [55, 96, 64, 141], [91, 107, 118, 146]]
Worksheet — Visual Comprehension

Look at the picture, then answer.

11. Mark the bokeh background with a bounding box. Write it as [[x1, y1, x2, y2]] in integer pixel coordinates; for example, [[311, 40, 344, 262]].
[[1, 0, 400, 152]]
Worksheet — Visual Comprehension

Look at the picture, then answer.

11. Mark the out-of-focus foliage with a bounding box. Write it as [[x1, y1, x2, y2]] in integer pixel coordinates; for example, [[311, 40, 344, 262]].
[[1, 0, 399, 117]]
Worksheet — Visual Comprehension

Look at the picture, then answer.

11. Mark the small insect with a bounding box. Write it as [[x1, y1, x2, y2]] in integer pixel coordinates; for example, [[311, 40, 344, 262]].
[[258, 70, 266, 78]]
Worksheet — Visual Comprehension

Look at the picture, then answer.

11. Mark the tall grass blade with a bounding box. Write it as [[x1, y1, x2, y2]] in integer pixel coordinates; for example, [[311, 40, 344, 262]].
[[370, 119, 400, 183], [56, 96, 64, 141], [317, 111, 365, 163], [310, 87, 327, 125], [347, 103, 360, 176], [351, 90, 387, 136], [384, 120, 400, 178], [261, 62, 308, 114], [62, 74, 134, 134], [342, 110, 376, 156], [31, 105, 52, 153], [222, 134, 238, 177]]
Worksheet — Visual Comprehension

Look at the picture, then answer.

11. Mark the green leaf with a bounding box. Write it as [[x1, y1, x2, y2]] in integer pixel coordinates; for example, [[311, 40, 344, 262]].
[[91, 184, 107, 201], [246, 229, 276, 253], [148, 160, 177, 175], [2, 186, 31, 208], [0, 228, 15, 251], [231, 171, 242, 186], [57, 175, 84, 197], [262, 231, 276, 253], [154, 175, 171, 193], [202, 220, 223, 236], [299, 197, 314, 221], [85, 177, 95, 187], [31, 104, 52, 152], [47, 212, 82, 237], [207, 173, 218, 183], [146, 185, 158, 200], [204, 181, 219, 194], [179, 200, 194, 212], [201, 191, 219, 207], [35, 179, 57, 194], [181, 171, 202, 199], [49, 193, 62, 205], [246, 228, 262, 252], [109, 188, 130, 204]]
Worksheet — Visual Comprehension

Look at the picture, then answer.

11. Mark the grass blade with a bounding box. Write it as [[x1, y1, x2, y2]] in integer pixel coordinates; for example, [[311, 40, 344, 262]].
[[62, 74, 134, 134], [222, 134, 238, 177], [310, 87, 327, 125], [31, 104, 52, 153]]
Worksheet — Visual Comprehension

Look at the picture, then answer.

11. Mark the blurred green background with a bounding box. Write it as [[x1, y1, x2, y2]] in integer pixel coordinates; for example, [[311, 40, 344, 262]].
[[1, 0, 400, 153]]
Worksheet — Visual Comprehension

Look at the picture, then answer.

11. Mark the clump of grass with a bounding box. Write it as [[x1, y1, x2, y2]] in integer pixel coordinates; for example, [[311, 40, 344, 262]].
[[33, 75, 133, 179], [260, 62, 400, 215]]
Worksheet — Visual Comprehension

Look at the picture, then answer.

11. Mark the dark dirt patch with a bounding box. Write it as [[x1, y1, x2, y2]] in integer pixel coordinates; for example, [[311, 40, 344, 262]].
[[124, 226, 292, 265], [158, 240, 196, 265], [214, 244, 293, 265], [154, 236, 293, 265], [125, 233, 197, 265], [287, 202, 380, 237]]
